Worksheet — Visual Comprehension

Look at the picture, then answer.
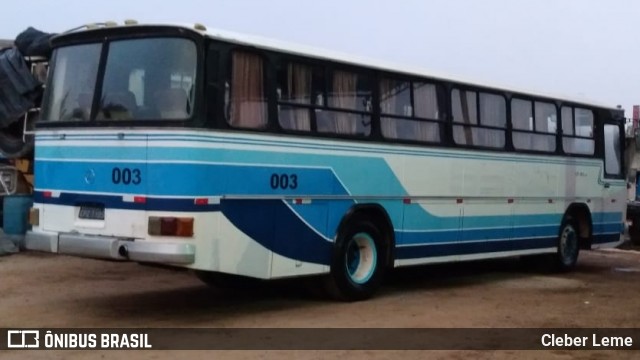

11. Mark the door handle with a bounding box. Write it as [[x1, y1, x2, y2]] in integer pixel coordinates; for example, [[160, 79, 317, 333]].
[[604, 183, 611, 189]]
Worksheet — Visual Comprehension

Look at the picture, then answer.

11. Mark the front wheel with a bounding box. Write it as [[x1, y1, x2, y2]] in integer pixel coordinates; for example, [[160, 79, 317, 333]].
[[554, 218, 580, 271], [325, 220, 385, 301]]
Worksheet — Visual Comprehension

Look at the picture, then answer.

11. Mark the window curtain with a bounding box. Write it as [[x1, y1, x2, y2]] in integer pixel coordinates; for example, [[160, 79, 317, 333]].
[[452, 89, 476, 146], [561, 107, 574, 136], [229, 52, 267, 128], [380, 78, 398, 138], [479, 94, 506, 148], [285, 63, 311, 131], [413, 83, 439, 141], [413, 83, 438, 119], [511, 100, 533, 150], [329, 71, 357, 134], [461, 90, 475, 145]]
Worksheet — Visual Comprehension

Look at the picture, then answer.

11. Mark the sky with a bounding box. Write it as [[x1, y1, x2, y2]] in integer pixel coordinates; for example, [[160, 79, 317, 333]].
[[2, 0, 638, 117]]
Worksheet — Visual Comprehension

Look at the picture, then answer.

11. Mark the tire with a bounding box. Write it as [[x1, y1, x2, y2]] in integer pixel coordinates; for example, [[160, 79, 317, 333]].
[[0, 116, 34, 159], [554, 218, 580, 272], [194, 270, 261, 290], [325, 219, 385, 301]]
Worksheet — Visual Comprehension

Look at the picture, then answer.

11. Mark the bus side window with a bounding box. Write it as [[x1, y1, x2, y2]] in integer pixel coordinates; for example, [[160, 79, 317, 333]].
[[276, 62, 313, 132], [224, 81, 230, 120], [604, 124, 621, 176], [322, 70, 371, 136], [226, 51, 268, 129]]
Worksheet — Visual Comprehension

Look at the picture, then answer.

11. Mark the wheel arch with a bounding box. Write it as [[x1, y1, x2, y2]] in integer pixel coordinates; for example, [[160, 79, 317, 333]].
[[563, 202, 593, 249], [335, 203, 396, 268]]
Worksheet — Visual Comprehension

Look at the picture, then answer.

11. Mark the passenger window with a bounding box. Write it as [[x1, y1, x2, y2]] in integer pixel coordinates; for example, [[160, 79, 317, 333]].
[[226, 51, 268, 129], [511, 99, 556, 152], [562, 106, 594, 155], [276, 62, 316, 132], [380, 79, 440, 143], [604, 124, 621, 176], [316, 69, 371, 136], [452, 89, 505, 148]]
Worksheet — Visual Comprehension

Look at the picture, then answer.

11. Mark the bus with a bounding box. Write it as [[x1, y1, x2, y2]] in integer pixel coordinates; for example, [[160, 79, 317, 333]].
[[24, 22, 627, 301]]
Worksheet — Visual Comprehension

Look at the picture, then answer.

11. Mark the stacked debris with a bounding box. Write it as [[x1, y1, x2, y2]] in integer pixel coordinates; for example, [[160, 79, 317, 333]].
[[0, 28, 54, 256], [0, 27, 55, 159]]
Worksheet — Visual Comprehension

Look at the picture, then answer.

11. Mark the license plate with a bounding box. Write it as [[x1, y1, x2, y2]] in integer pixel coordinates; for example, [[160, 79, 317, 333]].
[[78, 205, 105, 220]]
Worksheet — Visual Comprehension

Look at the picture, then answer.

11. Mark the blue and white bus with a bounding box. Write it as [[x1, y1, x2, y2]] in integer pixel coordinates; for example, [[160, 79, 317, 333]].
[[25, 23, 627, 300]]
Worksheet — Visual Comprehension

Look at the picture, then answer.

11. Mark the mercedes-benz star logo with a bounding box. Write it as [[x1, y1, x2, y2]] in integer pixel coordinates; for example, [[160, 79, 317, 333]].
[[84, 169, 96, 184]]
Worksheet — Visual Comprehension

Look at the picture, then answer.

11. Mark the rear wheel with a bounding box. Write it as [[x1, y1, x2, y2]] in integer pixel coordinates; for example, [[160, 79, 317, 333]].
[[520, 218, 581, 272], [325, 220, 385, 301], [554, 218, 580, 271]]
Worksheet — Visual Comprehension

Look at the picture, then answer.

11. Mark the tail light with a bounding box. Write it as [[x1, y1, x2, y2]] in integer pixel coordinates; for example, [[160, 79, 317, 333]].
[[29, 208, 40, 226], [148, 216, 194, 237]]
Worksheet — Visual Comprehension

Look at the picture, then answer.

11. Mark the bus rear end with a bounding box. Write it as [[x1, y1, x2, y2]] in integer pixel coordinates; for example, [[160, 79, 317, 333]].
[[25, 25, 205, 268]]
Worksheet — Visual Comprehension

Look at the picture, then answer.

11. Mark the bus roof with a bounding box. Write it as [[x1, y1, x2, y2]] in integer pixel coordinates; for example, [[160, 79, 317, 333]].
[[62, 23, 621, 111]]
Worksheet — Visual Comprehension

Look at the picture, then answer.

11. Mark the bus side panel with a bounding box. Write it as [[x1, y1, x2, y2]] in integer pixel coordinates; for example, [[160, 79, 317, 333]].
[[462, 200, 514, 254], [270, 201, 330, 278], [593, 181, 626, 246], [218, 199, 335, 279], [213, 210, 274, 279], [397, 199, 462, 265]]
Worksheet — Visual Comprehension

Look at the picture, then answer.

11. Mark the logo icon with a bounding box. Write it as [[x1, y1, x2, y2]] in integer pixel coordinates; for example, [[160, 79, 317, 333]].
[[84, 169, 96, 185], [7, 330, 39, 348]]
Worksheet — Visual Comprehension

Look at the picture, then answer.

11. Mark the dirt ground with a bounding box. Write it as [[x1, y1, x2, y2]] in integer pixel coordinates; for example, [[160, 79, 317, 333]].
[[0, 245, 639, 359]]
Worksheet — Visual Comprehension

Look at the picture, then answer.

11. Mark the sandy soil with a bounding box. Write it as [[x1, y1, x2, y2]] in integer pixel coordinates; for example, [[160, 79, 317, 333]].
[[0, 247, 639, 359]]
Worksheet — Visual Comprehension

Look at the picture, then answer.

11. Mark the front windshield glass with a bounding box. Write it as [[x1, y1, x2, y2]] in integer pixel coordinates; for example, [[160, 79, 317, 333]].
[[42, 44, 101, 121], [42, 37, 197, 122]]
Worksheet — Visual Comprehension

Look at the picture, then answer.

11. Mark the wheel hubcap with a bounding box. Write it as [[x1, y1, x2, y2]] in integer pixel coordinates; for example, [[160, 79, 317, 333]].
[[345, 232, 377, 284], [560, 225, 577, 265]]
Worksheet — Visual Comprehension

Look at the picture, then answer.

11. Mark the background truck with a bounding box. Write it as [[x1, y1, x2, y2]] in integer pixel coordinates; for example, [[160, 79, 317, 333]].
[[625, 108, 640, 245]]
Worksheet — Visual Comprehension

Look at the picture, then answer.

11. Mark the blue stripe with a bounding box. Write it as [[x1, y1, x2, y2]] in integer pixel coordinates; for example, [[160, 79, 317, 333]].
[[399, 222, 622, 246], [219, 199, 563, 265], [35, 155, 401, 197], [35, 190, 623, 238], [35, 133, 606, 167], [33, 157, 625, 241], [593, 233, 622, 244], [34, 161, 353, 196], [34, 193, 624, 263], [34, 192, 220, 212], [601, 212, 624, 223], [593, 222, 625, 234], [398, 225, 560, 245], [221, 199, 333, 265], [220, 200, 622, 263], [396, 237, 558, 259]]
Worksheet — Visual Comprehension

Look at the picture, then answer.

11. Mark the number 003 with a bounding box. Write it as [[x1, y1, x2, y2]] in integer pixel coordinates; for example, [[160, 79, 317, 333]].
[[112, 167, 142, 185], [270, 173, 298, 190]]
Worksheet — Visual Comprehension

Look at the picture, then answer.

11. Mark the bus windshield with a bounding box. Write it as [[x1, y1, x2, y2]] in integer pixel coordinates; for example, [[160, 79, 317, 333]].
[[42, 37, 197, 122]]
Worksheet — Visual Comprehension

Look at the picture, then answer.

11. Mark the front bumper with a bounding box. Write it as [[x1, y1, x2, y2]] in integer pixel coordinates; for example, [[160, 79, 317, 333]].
[[24, 230, 195, 265]]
